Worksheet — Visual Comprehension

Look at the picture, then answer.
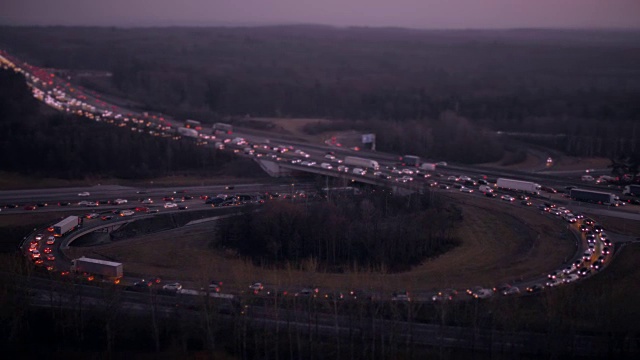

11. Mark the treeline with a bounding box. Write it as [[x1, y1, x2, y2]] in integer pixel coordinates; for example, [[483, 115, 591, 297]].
[[0, 69, 250, 180], [1, 26, 639, 160], [215, 190, 462, 272]]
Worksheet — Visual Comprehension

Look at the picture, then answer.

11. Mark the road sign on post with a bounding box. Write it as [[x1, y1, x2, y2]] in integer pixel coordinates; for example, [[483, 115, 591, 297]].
[[361, 134, 376, 151]]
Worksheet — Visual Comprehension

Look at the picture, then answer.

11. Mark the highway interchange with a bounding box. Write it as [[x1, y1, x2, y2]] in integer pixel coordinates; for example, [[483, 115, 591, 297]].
[[2, 49, 640, 355]]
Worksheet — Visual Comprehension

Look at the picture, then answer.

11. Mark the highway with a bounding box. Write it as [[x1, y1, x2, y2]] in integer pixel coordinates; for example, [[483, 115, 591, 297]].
[[2, 49, 640, 356]]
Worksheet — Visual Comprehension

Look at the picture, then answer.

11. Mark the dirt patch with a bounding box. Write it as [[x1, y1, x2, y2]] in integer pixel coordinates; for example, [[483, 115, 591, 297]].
[[242, 117, 336, 144], [69, 193, 577, 295]]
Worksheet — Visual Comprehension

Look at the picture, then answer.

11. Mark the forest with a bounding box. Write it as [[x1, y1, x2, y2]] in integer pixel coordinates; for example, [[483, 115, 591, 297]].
[[215, 190, 462, 272], [0, 69, 257, 180], [1, 26, 639, 163]]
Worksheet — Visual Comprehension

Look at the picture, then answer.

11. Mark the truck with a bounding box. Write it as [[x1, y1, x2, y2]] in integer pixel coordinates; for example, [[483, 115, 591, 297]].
[[419, 163, 436, 171], [570, 188, 617, 205], [344, 156, 380, 170], [623, 184, 640, 196], [479, 185, 494, 193], [53, 216, 80, 237], [184, 119, 202, 130], [496, 178, 541, 195], [177, 127, 199, 138], [401, 155, 420, 167], [70, 257, 123, 281]]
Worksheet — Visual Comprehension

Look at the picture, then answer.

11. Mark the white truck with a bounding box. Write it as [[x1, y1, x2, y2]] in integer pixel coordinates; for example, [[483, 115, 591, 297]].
[[496, 178, 541, 195], [53, 216, 80, 237], [71, 257, 123, 280], [419, 163, 436, 171], [177, 127, 199, 138], [344, 156, 380, 170], [623, 184, 640, 196]]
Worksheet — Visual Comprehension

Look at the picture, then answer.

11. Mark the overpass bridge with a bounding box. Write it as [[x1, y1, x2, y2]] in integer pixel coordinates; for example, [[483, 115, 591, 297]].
[[255, 159, 421, 196]]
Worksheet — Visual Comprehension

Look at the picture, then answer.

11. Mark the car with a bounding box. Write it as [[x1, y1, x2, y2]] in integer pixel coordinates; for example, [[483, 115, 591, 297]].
[[599, 232, 608, 240], [402, 169, 414, 175], [573, 213, 585, 219], [439, 184, 451, 190], [546, 278, 563, 287], [466, 286, 484, 296], [141, 199, 154, 204], [337, 165, 349, 172], [526, 284, 544, 293], [593, 224, 604, 233], [460, 187, 473, 193], [85, 213, 99, 219], [148, 209, 159, 213], [547, 270, 562, 280], [591, 260, 603, 270], [577, 267, 591, 276], [588, 243, 595, 252], [163, 196, 174, 201], [46, 236, 55, 245], [584, 218, 595, 226], [500, 195, 515, 202], [520, 200, 532, 206], [78, 192, 90, 197], [31, 250, 41, 259], [432, 288, 458, 301], [162, 283, 183, 291], [473, 288, 494, 299], [579, 224, 590, 232], [324, 154, 336, 160], [24, 205, 37, 211], [564, 274, 580, 284], [120, 210, 135, 216], [518, 195, 530, 201], [447, 176, 458, 181], [502, 287, 521, 296], [249, 282, 264, 292], [391, 291, 410, 302], [541, 186, 557, 193], [134, 207, 149, 212], [320, 163, 333, 170], [78, 201, 91, 206], [45, 254, 55, 261], [36, 203, 48, 207], [485, 192, 497, 198], [101, 215, 113, 221], [178, 204, 188, 210], [602, 246, 611, 255], [493, 283, 512, 293], [35, 234, 44, 241], [164, 202, 178, 208], [296, 288, 319, 298], [537, 204, 550, 211], [582, 251, 592, 261]]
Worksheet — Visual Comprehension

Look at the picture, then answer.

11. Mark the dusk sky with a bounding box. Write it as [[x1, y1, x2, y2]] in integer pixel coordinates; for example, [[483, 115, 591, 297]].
[[2, 0, 640, 29]]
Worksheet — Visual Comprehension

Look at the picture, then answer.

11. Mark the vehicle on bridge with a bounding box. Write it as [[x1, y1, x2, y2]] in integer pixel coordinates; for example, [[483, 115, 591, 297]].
[[184, 119, 202, 130], [213, 122, 233, 135], [570, 188, 617, 206], [177, 127, 199, 138], [496, 178, 541, 196], [52, 216, 81, 237], [623, 184, 640, 196], [401, 155, 420, 167], [344, 156, 380, 171]]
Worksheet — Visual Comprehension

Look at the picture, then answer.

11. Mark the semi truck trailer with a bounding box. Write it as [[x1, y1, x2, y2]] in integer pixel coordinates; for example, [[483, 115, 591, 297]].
[[570, 188, 618, 205], [344, 156, 380, 170], [71, 257, 123, 280], [623, 184, 640, 196], [177, 127, 199, 138], [496, 178, 541, 195], [419, 163, 436, 171], [53, 216, 80, 237], [401, 155, 420, 167]]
